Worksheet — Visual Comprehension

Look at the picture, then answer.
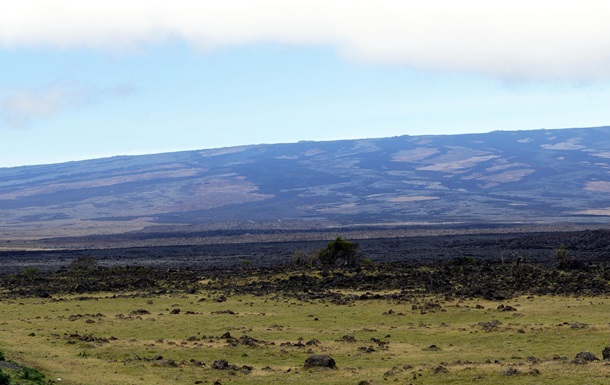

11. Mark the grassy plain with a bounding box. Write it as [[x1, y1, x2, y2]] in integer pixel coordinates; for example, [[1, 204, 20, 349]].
[[1, 286, 610, 385]]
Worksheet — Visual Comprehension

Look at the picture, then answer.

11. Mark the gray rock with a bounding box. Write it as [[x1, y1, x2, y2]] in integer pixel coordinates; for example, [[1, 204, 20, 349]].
[[153, 359, 176, 367], [573, 351, 600, 364], [304, 354, 336, 369]]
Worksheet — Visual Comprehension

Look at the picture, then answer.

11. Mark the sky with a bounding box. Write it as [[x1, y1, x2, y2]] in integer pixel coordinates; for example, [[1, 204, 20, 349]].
[[1, 1, 610, 168]]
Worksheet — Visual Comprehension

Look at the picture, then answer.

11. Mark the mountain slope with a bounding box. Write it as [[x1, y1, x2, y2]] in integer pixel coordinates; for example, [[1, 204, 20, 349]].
[[2, 126, 610, 237]]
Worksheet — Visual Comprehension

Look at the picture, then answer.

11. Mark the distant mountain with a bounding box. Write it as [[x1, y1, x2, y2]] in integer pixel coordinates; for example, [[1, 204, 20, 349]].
[[2, 126, 610, 237]]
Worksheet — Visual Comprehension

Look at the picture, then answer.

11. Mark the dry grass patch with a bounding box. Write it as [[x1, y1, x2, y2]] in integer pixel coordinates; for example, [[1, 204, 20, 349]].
[[2, 293, 610, 384]]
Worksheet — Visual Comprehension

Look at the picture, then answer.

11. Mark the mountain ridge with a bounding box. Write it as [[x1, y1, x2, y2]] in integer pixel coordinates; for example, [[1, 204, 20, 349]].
[[2, 126, 610, 239]]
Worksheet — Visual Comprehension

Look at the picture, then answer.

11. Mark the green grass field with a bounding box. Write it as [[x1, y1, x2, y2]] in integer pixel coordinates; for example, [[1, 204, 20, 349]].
[[1, 288, 610, 385]]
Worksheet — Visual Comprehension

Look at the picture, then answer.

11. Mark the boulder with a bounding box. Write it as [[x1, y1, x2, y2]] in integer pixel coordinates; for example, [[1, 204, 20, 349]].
[[304, 354, 336, 369], [211, 359, 242, 371], [572, 351, 600, 364], [212, 360, 230, 370], [153, 358, 176, 367]]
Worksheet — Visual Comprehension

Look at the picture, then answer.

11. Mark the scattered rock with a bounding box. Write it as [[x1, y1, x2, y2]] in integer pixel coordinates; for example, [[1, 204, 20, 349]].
[[211, 309, 237, 315], [210, 359, 251, 373], [189, 359, 205, 367], [433, 365, 448, 374], [338, 335, 357, 343], [424, 344, 441, 351], [497, 304, 517, 312], [478, 320, 502, 332], [572, 351, 600, 364], [304, 355, 336, 369], [358, 346, 376, 353], [529, 368, 541, 376], [130, 309, 150, 315], [526, 356, 541, 364], [227, 335, 268, 347], [503, 368, 520, 376], [570, 322, 588, 329], [241, 365, 253, 374], [212, 360, 230, 370], [153, 358, 177, 367]]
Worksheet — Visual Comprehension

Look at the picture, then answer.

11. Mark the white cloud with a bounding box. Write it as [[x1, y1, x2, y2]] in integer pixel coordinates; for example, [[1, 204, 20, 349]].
[[1, 1, 610, 80], [0, 82, 135, 128], [1, 83, 90, 128]]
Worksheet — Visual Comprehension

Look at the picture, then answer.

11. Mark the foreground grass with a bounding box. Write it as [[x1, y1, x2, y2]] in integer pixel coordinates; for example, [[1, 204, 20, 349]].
[[1, 289, 610, 385]]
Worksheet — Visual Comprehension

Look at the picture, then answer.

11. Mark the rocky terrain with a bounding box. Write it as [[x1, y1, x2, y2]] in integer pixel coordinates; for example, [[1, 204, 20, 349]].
[[0, 232, 610, 304], [2, 228, 610, 300]]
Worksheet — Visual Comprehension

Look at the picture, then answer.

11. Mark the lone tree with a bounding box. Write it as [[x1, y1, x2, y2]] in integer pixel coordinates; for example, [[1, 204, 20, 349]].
[[318, 237, 363, 267]]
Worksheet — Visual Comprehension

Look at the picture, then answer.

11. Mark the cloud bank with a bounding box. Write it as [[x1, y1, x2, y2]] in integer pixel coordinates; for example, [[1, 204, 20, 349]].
[[1, 1, 610, 80]]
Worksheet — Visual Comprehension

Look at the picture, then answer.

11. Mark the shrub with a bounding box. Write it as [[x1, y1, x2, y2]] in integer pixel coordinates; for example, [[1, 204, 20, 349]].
[[240, 259, 252, 267], [0, 370, 10, 385], [555, 244, 568, 260], [292, 249, 318, 267], [21, 366, 45, 382], [21, 267, 39, 277], [555, 244, 587, 270], [68, 256, 98, 272]]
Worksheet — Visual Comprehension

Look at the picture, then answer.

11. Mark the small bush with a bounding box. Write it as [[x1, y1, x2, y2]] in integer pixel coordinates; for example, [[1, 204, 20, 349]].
[[0, 350, 4, 361], [68, 257, 98, 272], [21, 268, 39, 277], [240, 259, 252, 267], [21, 367, 45, 382], [555, 244, 587, 270], [555, 244, 568, 259], [0, 370, 10, 385], [291, 249, 318, 267]]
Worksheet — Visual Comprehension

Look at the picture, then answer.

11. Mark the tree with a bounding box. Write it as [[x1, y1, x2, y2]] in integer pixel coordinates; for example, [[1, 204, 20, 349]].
[[318, 237, 363, 267]]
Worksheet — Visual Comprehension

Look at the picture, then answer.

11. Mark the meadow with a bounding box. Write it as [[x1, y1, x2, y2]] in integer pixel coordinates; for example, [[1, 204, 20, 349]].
[[1, 265, 610, 385]]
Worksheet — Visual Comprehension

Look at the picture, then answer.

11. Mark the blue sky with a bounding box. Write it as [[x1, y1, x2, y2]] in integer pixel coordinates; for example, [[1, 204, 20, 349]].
[[1, 1, 610, 167]]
